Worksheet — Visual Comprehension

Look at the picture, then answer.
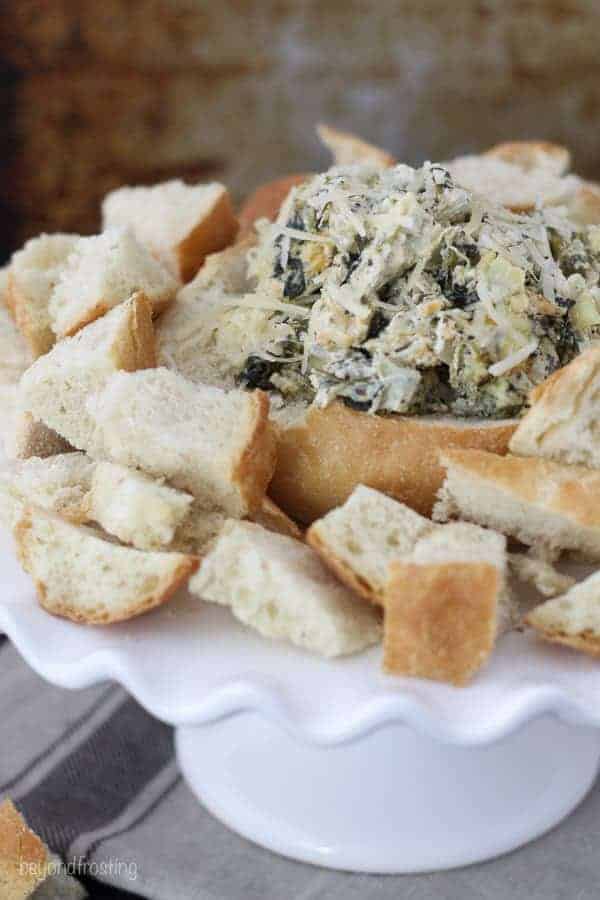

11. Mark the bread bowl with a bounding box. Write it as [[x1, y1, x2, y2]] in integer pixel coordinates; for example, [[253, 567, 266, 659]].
[[166, 153, 600, 523], [271, 402, 516, 521]]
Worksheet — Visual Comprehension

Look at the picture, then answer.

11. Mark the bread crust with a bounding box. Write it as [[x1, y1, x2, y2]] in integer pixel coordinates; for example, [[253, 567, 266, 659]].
[[383, 562, 499, 686], [269, 402, 516, 523], [0, 799, 49, 899], [176, 190, 239, 283], [317, 124, 396, 168], [485, 140, 571, 176], [441, 448, 600, 530], [15, 508, 198, 625], [306, 523, 380, 604], [238, 174, 310, 239], [253, 497, 303, 540], [525, 622, 600, 657], [232, 389, 278, 516]]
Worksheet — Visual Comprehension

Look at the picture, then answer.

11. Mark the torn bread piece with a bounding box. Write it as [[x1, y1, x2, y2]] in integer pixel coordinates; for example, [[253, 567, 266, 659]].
[[238, 174, 309, 238], [20, 293, 156, 457], [89, 460, 295, 553], [102, 180, 239, 283], [189, 520, 381, 657], [509, 345, 600, 469], [435, 448, 600, 560], [49, 228, 177, 338], [88, 461, 193, 551], [0, 298, 31, 382], [306, 485, 433, 604], [446, 140, 598, 224], [0, 453, 94, 529], [15, 507, 198, 624], [508, 552, 575, 599], [253, 497, 302, 540], [317, 124, 395, 168], [383, 522, 512, 686], [10, 413, 73, 461], [384, 563, 501, 686], [7, 233, 79, 356], [88, 367, 276, 517], [0, 296, 33, 456], [486, 141, 571, 176], [157, 237, 254, 387], [526, 571, 600, 656], [0, 798, 50, 900]]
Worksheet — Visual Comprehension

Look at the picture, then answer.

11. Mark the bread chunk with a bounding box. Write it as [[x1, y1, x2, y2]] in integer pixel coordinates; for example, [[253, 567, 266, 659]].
[[7, 233, 78, 356], [15, 507, 197, 624], [527, 571, 600, 656], [435, 448, 600, 560], [88, 461, 193, 551], [102, 180, 238, 282], [306, 484, 432, 603], [383, 521, 512, 685], [19, 293, 156, 456], [189, 520, 381, 657], [88, 367, 276, 516], [49, 228, 177, 338], [510, 345, 600, 468], [317, 124, 395, 168]]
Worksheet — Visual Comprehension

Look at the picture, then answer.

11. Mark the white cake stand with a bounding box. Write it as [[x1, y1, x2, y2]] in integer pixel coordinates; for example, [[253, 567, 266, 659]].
[[1, 533, 600, 874]]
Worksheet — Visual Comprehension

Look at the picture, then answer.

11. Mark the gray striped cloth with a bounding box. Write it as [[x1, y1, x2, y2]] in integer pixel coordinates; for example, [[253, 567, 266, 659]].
[[2, 634, 600, 900]]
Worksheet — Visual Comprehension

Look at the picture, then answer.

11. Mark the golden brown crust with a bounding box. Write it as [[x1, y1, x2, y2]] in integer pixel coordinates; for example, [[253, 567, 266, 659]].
[[232, 390, 278, 517], [525, 615, 600, 657], [317, 124, 396, 168], [7, 270, 54, 358], [238, 174, 310, 239], [269, 402, 516, 523], [441, 448, 600, 530], [176, 190, 239, 283], [112, 292, 157, 372], [306, 524, 379, 604], [61, 299, 114, 339], [61, 286, 172, 340], [383, 562, 499, 686], [253, 497, 303, 540], [127, 292, 157, 369], [485, 140, 571, 175], [0, 799, 49, 899], [15, 509, 199, 625]]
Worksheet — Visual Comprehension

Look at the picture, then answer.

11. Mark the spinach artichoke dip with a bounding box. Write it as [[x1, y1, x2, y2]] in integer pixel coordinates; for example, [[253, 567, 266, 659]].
[[234, 162, 600, 419]]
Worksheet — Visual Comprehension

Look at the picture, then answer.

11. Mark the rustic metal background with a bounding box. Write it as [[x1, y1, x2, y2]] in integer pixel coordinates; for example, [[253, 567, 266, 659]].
[[2, 0, 600, 258]]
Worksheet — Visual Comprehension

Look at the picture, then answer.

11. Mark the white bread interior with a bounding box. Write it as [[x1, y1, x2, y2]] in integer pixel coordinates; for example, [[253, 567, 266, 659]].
[[49, 228, 177, 338], [306, 484, 432, 603], [509, 345, 600, 469], [88, 461, 194, 551], [526, 570, 600, 656], [19, 293, 156, 457], [435, 448, 600, 560], [15, 507, 197, 625], [102, 180, 239, 282], [7, 233, 78, 356], [189, 520, 381, 657], [87, 367, 276, 517], [0, 452, 94, 529]]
